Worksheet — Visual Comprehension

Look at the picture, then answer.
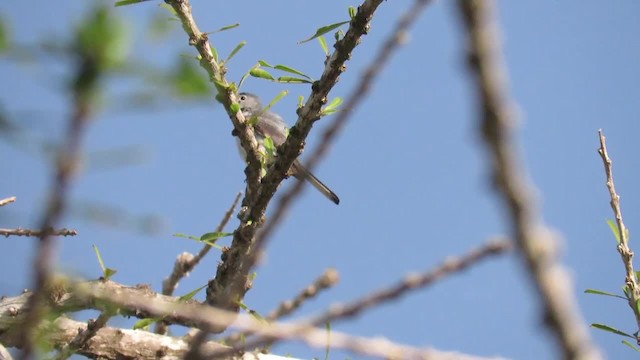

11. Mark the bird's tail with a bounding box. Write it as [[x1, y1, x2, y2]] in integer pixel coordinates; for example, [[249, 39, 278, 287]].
[[295, 163, 340, 205]]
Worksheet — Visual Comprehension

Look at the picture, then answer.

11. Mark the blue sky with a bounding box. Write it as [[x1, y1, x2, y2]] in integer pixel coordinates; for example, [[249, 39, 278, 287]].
[[1, 1, 640, 359]]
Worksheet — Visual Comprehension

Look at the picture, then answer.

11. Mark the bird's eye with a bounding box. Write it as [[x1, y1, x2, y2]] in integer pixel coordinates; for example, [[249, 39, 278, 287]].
[[240, 95, 246, 101]]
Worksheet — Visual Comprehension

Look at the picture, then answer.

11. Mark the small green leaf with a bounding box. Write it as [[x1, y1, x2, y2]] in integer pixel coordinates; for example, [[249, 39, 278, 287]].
[[324, 322, 331, 360], [93, 245, 116, 279], [209, 23, 240, 34], [93, 244, 106, 273], [297, 95, 304, 109], [262, 90, 288, 115], [348, 6, 357, 20], [115, 0, 152, 6], [249, 68, 275, 81], [317, 36, 329, 56], [178, 284, 207, 301], [276, 76, 313, 84], [133, 318, 158, 330], [200, 231, 233, 244], [334, 29, 344, 42], [607, 219, 621, 244], [636, 299, 640, 314], [211, 46, 218, 62], [298, 21, 350, 44], [173, 233, 201, 241], [321, 97, 342, 115], [225, 41, 246, 63], [591, 323, 635, 338], [274, 65, 312, 80], [622, 340, 640, 352], [230, 103, 240, 114], [263, 136, 276, 158], [258, 60, 273, 68], [159, 3, 177, 16], [584, 289, 627, 299]]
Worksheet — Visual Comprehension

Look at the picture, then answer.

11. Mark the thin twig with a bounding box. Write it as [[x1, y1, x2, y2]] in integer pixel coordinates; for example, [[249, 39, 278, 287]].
[[0, 227, 78, 238], [18, 56, 94, 358], [597, 129, 640, 332], [456, 1, 601, 359], [54, 311, 112, 360], [213, 239, 511, 358], [221, 268, 340, 348], [0, 196, 16, 207]]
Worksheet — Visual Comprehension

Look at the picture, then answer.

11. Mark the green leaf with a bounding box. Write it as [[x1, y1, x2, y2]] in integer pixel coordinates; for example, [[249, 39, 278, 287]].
[[324, 322, 331, 360], [209, 23, 240, 35], [133, 318, 158, 330], [178, 284, 207, 301], [321, 97, 342, 115], [173, 233, 201, 241], [230, 103, 240, 114], [93, 244, 116, 279], [115, 0, 152, 6], [348, 6, 357, 20], [334, 29, 344, 42], [274, 65, 312, 80], [93, 244, 106, 273], [591, 323, 635, 338], [249, 68, 275, 81], [317, 36, 329, 56], [258, 60, 273, 68], [297, 95, 304, 109], [298, 21, 350, 44], [225, 41, 246, 64], [263, 90, 288, 115], [263, 136, 276, 158], [159, 3, 177, 17], [607, 219, 621, 244], [622, 340, 640, 352], [200, 231, 233, 244], [171, 57, 210, 97], [0, 19, 6, 53], [276, 76, 313, 84], [211, 46, 218, 62], [584, 289, 627, 300]]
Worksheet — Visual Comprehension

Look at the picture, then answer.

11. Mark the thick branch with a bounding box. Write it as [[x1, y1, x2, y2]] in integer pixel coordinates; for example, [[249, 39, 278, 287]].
[[456, 1, 600, 359]]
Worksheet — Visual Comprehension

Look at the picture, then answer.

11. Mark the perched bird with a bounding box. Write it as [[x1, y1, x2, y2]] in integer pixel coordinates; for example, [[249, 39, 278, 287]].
[[237, 92, 340, 205]]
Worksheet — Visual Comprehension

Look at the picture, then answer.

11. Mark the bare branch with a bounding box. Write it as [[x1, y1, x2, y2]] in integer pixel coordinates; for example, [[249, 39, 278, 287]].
[[597, 129, 640, 332], [0, 227, 78, 238], [0, 196, 16, 207], [54, 311, 112, 360], [456, 1, 601, 358]]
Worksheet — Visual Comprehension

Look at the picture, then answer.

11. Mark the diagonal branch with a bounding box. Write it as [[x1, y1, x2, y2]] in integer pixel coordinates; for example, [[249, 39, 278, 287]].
[[456, 1, 601, 358], [597, 130, 640, 332], [205, 0, 386, 327]]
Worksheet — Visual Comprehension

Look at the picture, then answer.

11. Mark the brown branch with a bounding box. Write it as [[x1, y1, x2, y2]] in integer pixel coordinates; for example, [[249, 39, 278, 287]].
[[205, 0, 387, 331], [156, 191, 241, 336], [456, 1, 601, 359], [0, 196, 16, 207], [18, 50, 94, 359], [54, 311, 112, 360], [255, 0, 434, 250], [0, 227, 78, 238], [597, 129, 640, 332], [216, 239, 511, 358], [221, 268, 340, 349]]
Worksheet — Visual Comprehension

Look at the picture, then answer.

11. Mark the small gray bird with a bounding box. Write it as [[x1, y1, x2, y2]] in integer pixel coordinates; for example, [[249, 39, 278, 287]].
[[237, 92, 340, 205]]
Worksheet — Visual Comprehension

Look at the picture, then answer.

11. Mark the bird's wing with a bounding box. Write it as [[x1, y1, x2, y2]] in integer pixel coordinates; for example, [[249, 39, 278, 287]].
[[255, 111, 289, 146]]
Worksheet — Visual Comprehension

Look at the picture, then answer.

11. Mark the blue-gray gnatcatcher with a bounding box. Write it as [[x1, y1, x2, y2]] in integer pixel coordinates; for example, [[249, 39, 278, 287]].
[[237, 92, 340, 205]]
